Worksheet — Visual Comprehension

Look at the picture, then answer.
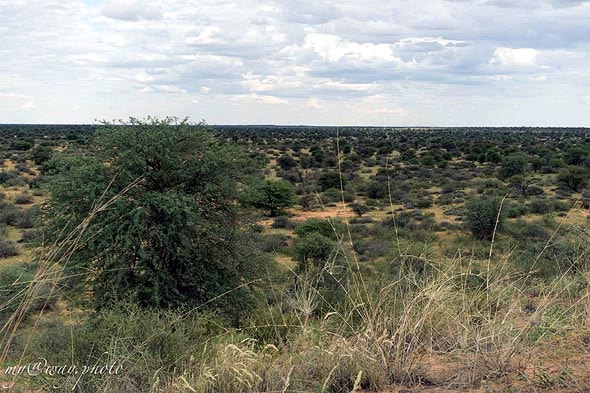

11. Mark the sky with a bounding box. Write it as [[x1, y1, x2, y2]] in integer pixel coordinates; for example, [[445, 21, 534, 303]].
[[1, 0, 590, 126]]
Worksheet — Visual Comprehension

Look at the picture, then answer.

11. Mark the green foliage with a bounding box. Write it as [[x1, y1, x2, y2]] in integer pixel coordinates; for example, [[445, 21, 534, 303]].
[[320, 187, 355, 204], [294, 218, 338, 239], [276, 153, 297, 170], [31, 145, 53, 165], [349, 203, 371, 217], [367, 180, 388, 199], [44, 117, 262, 320], [0, 263, 56, 323], [14, 191, 33, 205], [465, 197, 504, 241], [9, 139, 33, 151], [557, 166, 589, 192], [271, 215, 295, 229], [563, 145, 589, 166], [295, 232, 337, 269], [21, 306, 224, 392], [0, 239, 18, 258], [246, 179, 295, 217], [484, 146, 502, 164], [505, 201, 528, 218], [317, 171, 344, 191], [499, 152, 529, 179], [504, 220, 550, 242]]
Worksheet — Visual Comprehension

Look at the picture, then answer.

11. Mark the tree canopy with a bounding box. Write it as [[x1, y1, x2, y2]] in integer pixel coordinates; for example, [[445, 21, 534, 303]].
[[245, 179, 295, 217], [44, 117, 261, 319]]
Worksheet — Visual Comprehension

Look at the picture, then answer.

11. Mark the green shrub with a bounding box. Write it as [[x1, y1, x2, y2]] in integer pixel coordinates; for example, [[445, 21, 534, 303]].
[[257, 233, 291, 253], [317, 171, 344, 191], [505, 220, 550, 242], [0, 263, 56, 324], [21, 307, 224, 392], [505, 202, 528, 218], [0, 239, 18, 258], [5, 176, 28, 187], [349, 203, 371, 217], [14, 191, 34, 205], [295, 232, 337, 269], [465, 197, 505, 241], [271, 215, 295, 229], [294, 218, 339, 239], [529, 198, 553, 214]]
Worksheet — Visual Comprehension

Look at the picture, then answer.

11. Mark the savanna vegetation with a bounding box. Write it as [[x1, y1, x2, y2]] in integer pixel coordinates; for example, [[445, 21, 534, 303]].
[[0, 120, 589, 392]]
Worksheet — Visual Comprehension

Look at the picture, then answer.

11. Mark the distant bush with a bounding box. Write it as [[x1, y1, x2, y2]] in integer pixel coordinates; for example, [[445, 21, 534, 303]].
[[19, 229, 39, 243], [317, 171, 344, 191], [0, 172, 16, 185], [0, 240, 18, 258], [295, 232, 336, 269], [367, 180, 388, 199], [320, 188, 355, 204], [15, 162, 33, 175], [0, 203, 22, 226], [465, 197, 505, 241], [350, 216, 374, 224], [9, 140, 32, 151], [528, 198, 553, 214], [505, 220, 550, 241], [414, 198, 433, 209], [0, 263, 58, 325], [505, 202, 528, 218], [294, 218, 339, 239], [349, 203, 371, 217], [437, 193, 454, 205], [271, 215, 295, 229], [14, 191, 34, 205], [353, 239, 390, 259], [557, 166, 589, 192], [258, 233, 291, 253], [4, 176, 28, 187]]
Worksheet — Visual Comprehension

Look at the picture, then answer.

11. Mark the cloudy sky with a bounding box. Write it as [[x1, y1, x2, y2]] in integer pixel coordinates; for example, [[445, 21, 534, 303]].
[[1, 0, 590, 126]]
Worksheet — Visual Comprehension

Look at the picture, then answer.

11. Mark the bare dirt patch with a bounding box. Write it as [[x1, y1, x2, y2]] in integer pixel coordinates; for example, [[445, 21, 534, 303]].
[[287, 202, 354, 222]]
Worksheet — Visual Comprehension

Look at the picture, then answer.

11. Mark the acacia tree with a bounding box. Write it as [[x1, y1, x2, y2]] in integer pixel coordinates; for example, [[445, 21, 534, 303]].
[[499, 153, 534, 197], [44, 117, 260, 319], [245, 179, 295, 217]]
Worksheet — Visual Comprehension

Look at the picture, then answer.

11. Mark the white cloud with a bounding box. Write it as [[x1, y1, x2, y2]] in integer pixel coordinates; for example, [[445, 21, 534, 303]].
[[529, 74, 548, 81], [132, 71, 154, 83], [64, 53, 108, 66], [101, 0, 162, 21], [583, 94, 590, 105], [152, 85, 187, 94], [282, 0, 342, 24], [359, 107, 408, 116], [490, 47, 538, 67], [0, 0, 589, 125], [19, 101, 36, 110], [0, 91, 26, 99], [231, 94, 289, 105], [306, 98, 326, 110], [304, 33, 398, 65]]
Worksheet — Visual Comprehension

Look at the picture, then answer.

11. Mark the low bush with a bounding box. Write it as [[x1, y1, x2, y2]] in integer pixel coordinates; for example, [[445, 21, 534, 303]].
[[271, 215, 295, 229], [0, 239, 18, 258], [14, 191, 34, 205], [0, 263, 56, 324]]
